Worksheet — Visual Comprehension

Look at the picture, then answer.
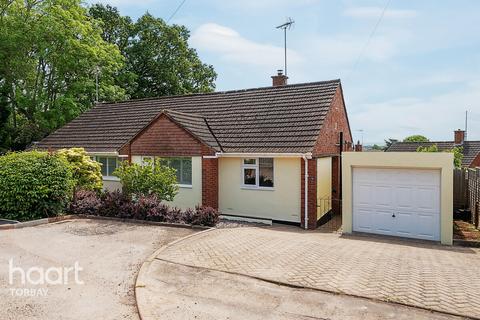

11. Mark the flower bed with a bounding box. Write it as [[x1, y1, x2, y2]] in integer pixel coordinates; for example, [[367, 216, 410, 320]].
[[70, 190, 219, 227]]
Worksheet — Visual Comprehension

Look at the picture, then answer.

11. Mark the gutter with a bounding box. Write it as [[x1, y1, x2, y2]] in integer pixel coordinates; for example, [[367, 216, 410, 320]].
[[204, 152, 313, 159]]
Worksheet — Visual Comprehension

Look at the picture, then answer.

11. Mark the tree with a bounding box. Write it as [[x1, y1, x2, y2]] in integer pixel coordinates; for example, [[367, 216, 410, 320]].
[[416, 145, 463, 168], [0, 0, 125, 151], [114, 158, 178, 201], [371, 144, 384, 151], [88, 5, 217, 99], [403, 135, 429, 142]]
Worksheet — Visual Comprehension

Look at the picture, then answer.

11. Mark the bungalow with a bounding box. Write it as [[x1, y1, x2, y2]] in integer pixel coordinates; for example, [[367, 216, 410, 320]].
[[35, 73, 353, 229], [386, 130, 480, 168]]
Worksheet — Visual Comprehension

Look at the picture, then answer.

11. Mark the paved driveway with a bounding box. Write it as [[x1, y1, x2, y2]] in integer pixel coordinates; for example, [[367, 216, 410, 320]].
[[157, 226, 480, 319], [0, 219, 195, 320]]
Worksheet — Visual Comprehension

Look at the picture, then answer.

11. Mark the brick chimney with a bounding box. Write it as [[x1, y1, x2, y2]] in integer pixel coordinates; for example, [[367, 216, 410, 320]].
[[271, 69, 288, 86], [354, 140, 363, 152], [454, 129, 465, 145]]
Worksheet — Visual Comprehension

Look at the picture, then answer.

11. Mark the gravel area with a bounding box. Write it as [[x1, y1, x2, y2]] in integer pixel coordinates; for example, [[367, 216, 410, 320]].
[[0, 219, 195, 320]]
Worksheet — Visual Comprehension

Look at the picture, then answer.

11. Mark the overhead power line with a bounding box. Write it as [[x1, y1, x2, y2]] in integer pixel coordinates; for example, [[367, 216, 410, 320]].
[[346, 0, 391, 80], [167, 0, 187, 23]]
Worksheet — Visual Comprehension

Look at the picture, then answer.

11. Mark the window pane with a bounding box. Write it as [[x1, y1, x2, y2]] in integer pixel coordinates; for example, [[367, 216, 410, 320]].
[[243, 158, 256, 165], [98, 157, 108, 176], [181, 158, 192, 185], [259, 158, 274, 187], [170, 159, 182, 183], [243, 168, 256, 185], [107, 157, 117, 176]]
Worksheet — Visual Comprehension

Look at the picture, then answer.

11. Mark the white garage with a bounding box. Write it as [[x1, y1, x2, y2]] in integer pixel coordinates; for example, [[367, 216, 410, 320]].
[[353, 168, 440, 241], [342, 152, 453, 245]]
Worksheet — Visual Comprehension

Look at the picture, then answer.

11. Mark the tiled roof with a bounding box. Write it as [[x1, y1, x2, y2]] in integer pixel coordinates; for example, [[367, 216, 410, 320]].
[[35, 80, 341, 153], [162, 110, 221, 151], [386, 141, 480, 167]]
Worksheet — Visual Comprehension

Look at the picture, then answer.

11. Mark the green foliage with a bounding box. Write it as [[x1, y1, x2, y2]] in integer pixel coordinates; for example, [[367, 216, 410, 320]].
[[0, 1, 216, 152], [56, 148, 102, 191], [0, 0, 125, 151], [416, 145, 438, 153], [0, 151, 74, 221], [371, 144, 384, 151], [89, 4, 217, 99], [416, 145, 464, 168], [114, 158, 179, 201], [404, 135, 429, 142]]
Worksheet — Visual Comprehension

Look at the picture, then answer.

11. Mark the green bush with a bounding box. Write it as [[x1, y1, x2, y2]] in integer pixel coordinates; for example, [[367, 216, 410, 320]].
[[0, 151, 74, 221], [114, 158, 178, 201], [57, 148, 102, 191]]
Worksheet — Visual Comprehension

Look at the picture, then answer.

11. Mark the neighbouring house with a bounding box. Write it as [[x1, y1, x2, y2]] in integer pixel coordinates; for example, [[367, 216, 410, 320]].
[[386, 130, 480, 168], [35, 72, 353, 229]]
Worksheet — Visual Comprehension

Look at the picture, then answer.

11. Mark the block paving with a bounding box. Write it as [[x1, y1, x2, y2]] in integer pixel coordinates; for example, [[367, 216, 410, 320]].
[[158, 227, 480, 319]]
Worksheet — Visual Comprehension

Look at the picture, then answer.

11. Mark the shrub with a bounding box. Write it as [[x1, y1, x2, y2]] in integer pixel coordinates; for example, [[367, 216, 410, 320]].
[[69, 190, 102, 215], [57, 148, 102, 191], [0, 151, 74, 221], [98, 191, 135, 218], [114, 158, 178, 201], [69, 190, 220, 226], [192, 206, 219, 227]]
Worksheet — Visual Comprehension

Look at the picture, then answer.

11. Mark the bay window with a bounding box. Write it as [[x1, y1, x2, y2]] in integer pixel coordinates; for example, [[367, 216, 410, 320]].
[[242, 158, 274, 188]]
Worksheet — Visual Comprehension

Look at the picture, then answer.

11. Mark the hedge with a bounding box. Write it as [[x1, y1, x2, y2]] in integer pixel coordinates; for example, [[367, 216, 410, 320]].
[[0, 151, 74, 221]]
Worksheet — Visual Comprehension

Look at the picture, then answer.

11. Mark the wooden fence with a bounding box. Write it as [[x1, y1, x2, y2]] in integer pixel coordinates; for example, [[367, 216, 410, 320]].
[[454, 168, 480, 228]]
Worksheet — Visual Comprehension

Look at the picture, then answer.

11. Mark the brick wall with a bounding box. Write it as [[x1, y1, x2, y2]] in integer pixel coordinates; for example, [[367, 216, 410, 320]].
[[312, 86, 353, 156], [202, 157, 218, 209], [130, 114, 204, 156], [300, 158, 317, 229]]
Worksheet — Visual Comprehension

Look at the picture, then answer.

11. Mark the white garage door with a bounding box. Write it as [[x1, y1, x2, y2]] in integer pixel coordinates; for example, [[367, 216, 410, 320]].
[[353, 168, 441, 241]]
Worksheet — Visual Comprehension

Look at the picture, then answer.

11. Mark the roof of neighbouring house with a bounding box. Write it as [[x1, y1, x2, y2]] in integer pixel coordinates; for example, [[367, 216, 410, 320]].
[[386, 141, 480, 167], [35, 79, 345, 154]]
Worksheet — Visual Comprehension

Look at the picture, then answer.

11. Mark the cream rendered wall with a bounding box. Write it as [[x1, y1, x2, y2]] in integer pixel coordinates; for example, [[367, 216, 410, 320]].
[[219, 157, 301, 222], [131, 155, 202, 210], [317, 157, 332, 219], [342, 152, 454, 245]]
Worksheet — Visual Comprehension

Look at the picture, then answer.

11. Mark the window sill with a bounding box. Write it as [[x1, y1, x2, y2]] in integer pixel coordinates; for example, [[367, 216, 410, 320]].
[[178, 184, 193, 189], [102, 176, 120, 182], [241, 186, 275, 191]]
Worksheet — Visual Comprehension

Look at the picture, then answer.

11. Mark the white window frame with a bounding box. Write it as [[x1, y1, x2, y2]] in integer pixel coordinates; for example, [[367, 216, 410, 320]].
[[94, 156, 120, 181], [147, 156, 193, 188], [241, 158, 275, 190]]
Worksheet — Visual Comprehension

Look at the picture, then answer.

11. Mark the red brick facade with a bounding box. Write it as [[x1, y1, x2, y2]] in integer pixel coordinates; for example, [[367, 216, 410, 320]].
[[300, 158, 318, 229], [130, 115, 205, 156], [312, 86, 353, 156], [202, 157, 218, 209]]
